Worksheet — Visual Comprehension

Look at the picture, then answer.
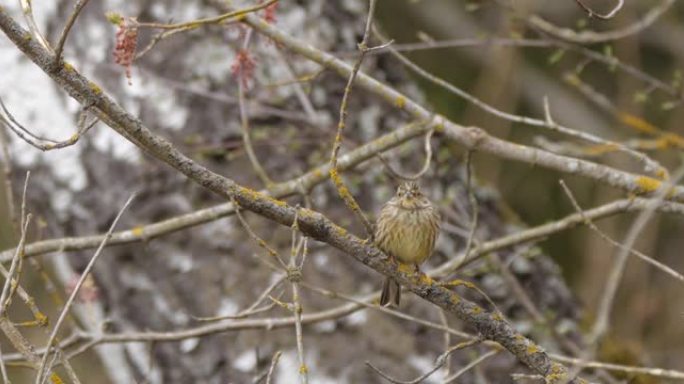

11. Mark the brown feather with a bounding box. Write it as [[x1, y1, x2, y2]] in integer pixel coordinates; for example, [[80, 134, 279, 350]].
[[375, 183, 440, 306]]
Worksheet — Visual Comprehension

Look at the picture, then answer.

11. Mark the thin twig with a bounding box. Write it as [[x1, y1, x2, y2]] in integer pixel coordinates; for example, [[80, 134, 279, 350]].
[[0, 172, 71, 383], [18, 0, 53, 53], [573, 0, 624, 20], [0, 172, 31, 318], [230, 195, 287, 270], [490, 249, 582, 356], [436, 198, 684, 276], [559, 166, 684, 382], [456, 151, 479, 269], [54, 0, 91, 63], [443, 349, 499, 383], [36, 193, 136, 383], [351, 37, 553, 55], [559, 182, 684, 284], [265, 350, 282, 384], [366, 339, 481, 384], [0, 217, 30, 317], [273, 48, 321, 126], [378, 29, 665, 177], [237, 29, 273, 187], [329, 0, 382, 238], [193, 275, 286, 321], [549, 352, 684, 379], [134, 0, 278, 59], [0, 342, 10, 384], [0, 125, 17, 234], [438, 310, 451, 380], [592, 166, 684, 342], [0, 97, 98, 151], [377, 127, 435, 181], [288, 209, 308, 384], [136, 0, 278, 30], [527, 0, 675, 44]]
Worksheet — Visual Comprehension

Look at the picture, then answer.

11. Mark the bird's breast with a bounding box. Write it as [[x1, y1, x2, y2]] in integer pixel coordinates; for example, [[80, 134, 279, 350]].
[[377, 208, 438, 265]]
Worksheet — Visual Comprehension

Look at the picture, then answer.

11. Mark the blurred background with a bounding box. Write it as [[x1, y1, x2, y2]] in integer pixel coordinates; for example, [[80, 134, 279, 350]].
[[1, 0, 683, 382]]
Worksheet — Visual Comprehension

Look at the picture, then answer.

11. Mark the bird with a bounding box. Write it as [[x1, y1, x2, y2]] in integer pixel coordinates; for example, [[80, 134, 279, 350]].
[[375, 181, 440, 307]]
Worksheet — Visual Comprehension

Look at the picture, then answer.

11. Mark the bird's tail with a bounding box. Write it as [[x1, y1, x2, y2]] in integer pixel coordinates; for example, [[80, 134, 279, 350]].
[[380, 277, 401, 307]]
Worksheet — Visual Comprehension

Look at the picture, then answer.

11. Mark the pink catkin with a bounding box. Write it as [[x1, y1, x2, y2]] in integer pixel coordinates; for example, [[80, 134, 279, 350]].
[[65, 275, 100, 303], [113, 19, 138, 85], [263, 2, 277, 24], [231, 49, 257, 88]]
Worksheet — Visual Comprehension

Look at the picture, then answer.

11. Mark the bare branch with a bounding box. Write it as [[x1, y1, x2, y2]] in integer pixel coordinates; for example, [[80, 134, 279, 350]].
[[18, 0, 52, 53], [0, 97, 98, 151], [265, 350, 282, 384], [377, 127, 435, 181], [573, 0, 624, 20], [36, 194, 136, 383], [54, 0, 91, 63], [134, 0, 278, 59], [443, 349, 499, 383], [366, 339, 481, 384], [237, 29, 273, 187], [0, 342, 10, 384], [380, 33, 664, 177], [0, 172, 31, 318], [329, 0, 381, 238], [560, 182, 684, 284], [528, 0, 676, 43]]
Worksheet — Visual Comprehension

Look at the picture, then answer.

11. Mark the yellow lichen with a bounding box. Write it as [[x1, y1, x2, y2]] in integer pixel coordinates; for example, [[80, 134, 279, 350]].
[[50, 373, 65, 384], [131, 226, 144, 236], [299, 364, 308, 374], [443, 279, 473, 289], [63, 62, 75, 72], [34, 311, 48, 326], [544, 363, 570, 384], [492, 312, 503, 321], [395, 96, 406, 109], [88, 81, 102, 95], [526, 344, 540, 354], [470, 306, 482, 315], [264, 194, 287, 207], [419, 274, 433, 284], [584, 143, 619, 156], [563, 73, 580, 86], [662, 132, 684, 148], [297, 209, 314, 218], [619, 113, 659, 134], [335, 226, 348, 237], [239, 186, 287, 207], [635, 176, 661, 194], [329, 169, 362, 210], [655, 166, 669, 180]]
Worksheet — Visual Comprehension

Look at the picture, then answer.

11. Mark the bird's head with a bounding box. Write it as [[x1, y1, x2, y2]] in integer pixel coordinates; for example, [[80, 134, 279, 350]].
[[394, 182, 429, 210]]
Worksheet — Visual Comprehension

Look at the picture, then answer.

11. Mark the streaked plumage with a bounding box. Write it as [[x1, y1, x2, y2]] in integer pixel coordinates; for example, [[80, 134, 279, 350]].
[[375, 182, 440, 306]]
